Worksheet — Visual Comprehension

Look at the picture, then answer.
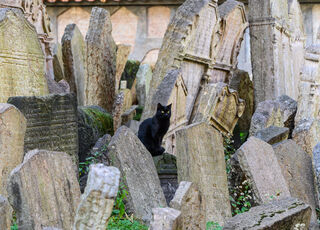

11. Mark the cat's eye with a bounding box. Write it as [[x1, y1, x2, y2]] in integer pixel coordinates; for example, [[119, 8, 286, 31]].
[[161, 111, 164, 114], [167, 111, 170, 114]]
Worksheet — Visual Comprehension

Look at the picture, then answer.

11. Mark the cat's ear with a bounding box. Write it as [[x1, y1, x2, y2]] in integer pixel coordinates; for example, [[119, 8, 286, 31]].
[[167, 104, 172, 110], [157, 103, 163, 109]]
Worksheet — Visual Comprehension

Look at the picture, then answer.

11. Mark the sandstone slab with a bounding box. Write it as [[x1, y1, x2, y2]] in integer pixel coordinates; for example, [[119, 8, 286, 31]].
[[170, 181, 202, 230], [85, 7, 117, 112], [0, 103, 26, 198], [62, 23, 87, 106], [176, 122, 231, 226], [254, 126, 289, 145], [249, 95, 297, 136], [0, 8, 48, 103], [8, 94, 79, 166], [0, 195, 10, 230], [115, 44, 131, 94], [7, 150, 81, 230], [150, 208, 181, 230], [74, 164, 120, 230], [191, 82, 245, 136], [236, 137, 291, 204], [224, 197, 311, 230], [136, 63, 153, 107], [107, 126, 167, 222], [53, 43, 64, 82], [273, 140, 319, 221]]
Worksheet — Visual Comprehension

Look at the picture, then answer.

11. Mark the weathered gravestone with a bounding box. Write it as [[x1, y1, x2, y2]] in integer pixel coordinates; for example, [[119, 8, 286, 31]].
[[53, 43, 64, 82], [313, 143, 320, 201], [85, 7, 117, 112], [0, 0, 22, 8], [229, 70, 254, 132], [249, 95, 297, 136], [191, 82, 245, 136], [248, 0, 304, 105], [136, 63, 153, 107], [0, 195, 10, 230], [0, 8, 49, 103], [143, 0, 220, 121], [236, 137, 291, 204], [115, 44, 131, 94], [74, 164, 120, 230], [273, 140, 319, 221], [7, 150, 81, 230], [112, 92, 125, 132], [8, 94, 79, 166], [150, 208, 181, 230], [176, 122, 231, 227], [107, 126, 167, 222], [224, 197, 311, 230], [0, 104, 26, 198], [62, 23, 87, 106], [211, 0, 248, 83], [254, 126, 289, 145], [170, 181, 202, 230]]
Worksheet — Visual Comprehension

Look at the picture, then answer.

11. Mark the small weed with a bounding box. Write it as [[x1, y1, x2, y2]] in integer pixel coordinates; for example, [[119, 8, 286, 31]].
[[206, 222, 223, 230], [11, 212, 18, 230], [79, 145, 107, 178]]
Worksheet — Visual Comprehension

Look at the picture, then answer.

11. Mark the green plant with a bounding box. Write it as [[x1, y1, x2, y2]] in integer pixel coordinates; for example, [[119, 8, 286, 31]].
[[133, 106, 143, 121], [206, 222, 223, 230], [11, 212, 18, 230], [79, 145, 107, 178]]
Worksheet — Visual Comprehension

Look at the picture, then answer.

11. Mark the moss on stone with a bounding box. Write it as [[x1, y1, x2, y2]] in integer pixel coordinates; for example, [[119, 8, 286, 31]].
[[121, 60, 140, 89]]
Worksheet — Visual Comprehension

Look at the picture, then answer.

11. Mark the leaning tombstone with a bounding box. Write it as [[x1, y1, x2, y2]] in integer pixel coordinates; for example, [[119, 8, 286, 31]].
[[7, 149, 81, 230], [136, 63, 153, 107], [107, 126, 167, 223], [85, 7, 117, 112], [176, 122, 231, 227], [8, 94, 79, 166], [0, 8, 49, 103], [62, 24, 87, 106], [149, 208, 181, 230], [115, 44, 131, 94], [235, 137, 291, 204], [73, 164, 120, 230], [143, 0, 220, 121]]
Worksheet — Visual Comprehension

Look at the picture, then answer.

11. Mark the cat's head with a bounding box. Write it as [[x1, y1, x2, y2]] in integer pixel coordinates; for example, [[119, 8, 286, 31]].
[[156, 103, 172, 120]]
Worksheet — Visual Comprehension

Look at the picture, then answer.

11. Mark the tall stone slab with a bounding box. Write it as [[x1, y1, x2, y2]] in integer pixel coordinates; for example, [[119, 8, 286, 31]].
[[273, 140, 319, 221], [176, 122, 231, 227], [107, 126, 167, 222], [149, 208, 181, 230], [62, 24, 87, 106], [236, 137, 291, 204], [136, 63, 153, 107], [53, 43, 64, 82], [73, 164, 120, 230], [8, 94, 79, 166], [249, 0, 300, 105], [224, 198, 312, 230], [115, 44, 131, 94], [211, 0, 248, 83], [7, 150, 81, 230], [170, 181, 202, 230], [0, 104, 26, 198], [142, 0, 220, 121], [191, 83, 245, 136], [0, 8, 48, 103], [0, 194, 11, 230], [85, 7, 117, 112]]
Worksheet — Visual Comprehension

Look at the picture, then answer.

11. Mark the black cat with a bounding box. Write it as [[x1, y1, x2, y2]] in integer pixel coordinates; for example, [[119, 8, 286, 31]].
[[138, 103, 171, 156]]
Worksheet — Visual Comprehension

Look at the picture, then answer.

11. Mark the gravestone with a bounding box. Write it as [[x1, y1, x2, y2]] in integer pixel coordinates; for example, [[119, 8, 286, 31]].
[[8, 94, 79, 166], [0, 8, 48, 103], [74, 164, 120, 230], [62, 24, 87, 106], [229, 70, 254, 132], [273, 140, 319, 221], [150, 208, 181, 230], [235, 137, 291, 204], [85, 7, 117, 112], [176, 122, 231, 227], [143, 0, 220, 121], [211, 0, 248, 83], [170, 181, 202, 230], [7, 150, 81, 230], [254, 126, 289, 145], [313, 143, 320, 199], [115, 44, 131, 94], [224, 197, 311, 230], [248, 0, 301, 105], [136, 63, 153, 107], [0, 104, 26, 198], [191, 83, 245, 136], [249, 95, 297, 136], [107, 126, 167, 222], [0, 195, 10, 230], [53, 43, 64, 82], [112, 92, 125, 132]]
